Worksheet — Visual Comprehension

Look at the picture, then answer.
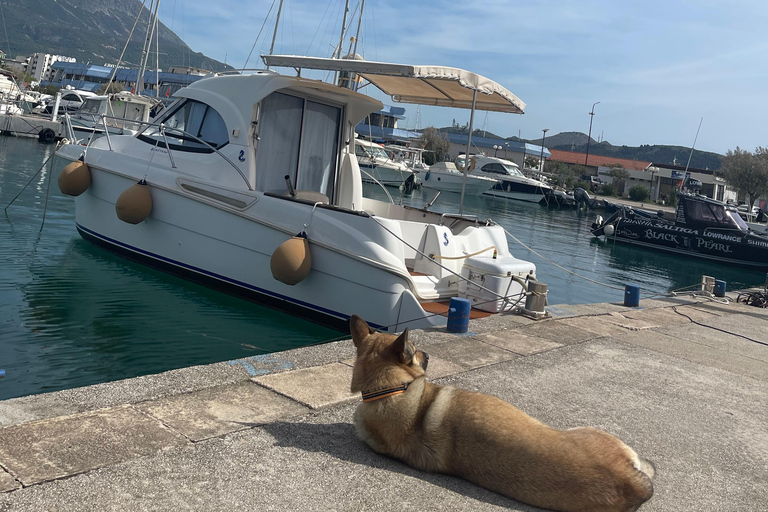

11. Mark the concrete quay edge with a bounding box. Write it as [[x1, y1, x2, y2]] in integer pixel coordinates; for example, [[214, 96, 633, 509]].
[[0, 291, 766, 510]]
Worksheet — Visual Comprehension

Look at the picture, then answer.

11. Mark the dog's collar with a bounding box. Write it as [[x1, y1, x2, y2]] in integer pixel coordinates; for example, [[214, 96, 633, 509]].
[[361, 382, 411, 403]]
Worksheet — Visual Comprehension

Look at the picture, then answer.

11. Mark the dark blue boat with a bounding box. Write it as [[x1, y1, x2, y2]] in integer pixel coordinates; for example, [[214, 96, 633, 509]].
[[591, 180, 768, 269]]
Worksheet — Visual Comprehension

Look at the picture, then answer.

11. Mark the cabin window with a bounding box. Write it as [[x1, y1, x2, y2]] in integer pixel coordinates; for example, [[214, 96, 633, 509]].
[[482, 163, 511, 174], [255, 92, 341, 200], [138, 99, 229, 152]]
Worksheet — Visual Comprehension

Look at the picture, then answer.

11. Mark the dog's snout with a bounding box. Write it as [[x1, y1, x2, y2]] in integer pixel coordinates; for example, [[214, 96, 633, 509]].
[[422, 352, 429, 371]]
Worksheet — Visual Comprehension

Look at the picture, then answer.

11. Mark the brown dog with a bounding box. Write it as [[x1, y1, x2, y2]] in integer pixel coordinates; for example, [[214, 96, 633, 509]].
[[349, 315, 654, 512]]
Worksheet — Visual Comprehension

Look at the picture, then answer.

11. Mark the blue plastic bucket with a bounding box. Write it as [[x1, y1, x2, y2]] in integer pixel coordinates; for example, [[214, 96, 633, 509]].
[[624, 284, 640, 307], [714, 280, 726, 298], [447, 297, 471, 333]]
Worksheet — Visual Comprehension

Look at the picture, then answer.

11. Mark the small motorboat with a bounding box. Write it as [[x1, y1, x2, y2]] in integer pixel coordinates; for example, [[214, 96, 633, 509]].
[[591, 177, 768, 268]]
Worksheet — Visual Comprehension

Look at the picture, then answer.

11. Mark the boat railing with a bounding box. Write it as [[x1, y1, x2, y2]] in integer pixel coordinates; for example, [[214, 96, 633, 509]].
[[62, 114, 254, 191], [360, 169, 395, 204]]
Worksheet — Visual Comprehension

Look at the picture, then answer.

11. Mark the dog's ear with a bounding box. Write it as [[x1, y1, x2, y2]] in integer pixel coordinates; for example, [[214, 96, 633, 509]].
[[391, 328, 415, 364], [350, 315, 372, 347]]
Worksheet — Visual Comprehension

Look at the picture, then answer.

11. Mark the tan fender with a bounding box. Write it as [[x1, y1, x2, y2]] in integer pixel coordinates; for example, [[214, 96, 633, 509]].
[[115, 180, 152, 224], [58, 160, 91, 196], [270, 235, 311, 285]]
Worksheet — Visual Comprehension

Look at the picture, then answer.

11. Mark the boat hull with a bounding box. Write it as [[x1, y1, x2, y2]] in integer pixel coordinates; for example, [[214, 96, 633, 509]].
[[69, 165, 443, 333], [420, 171, 496, 195], [597, 216, 768, 268], [482, 179, 548, 202]]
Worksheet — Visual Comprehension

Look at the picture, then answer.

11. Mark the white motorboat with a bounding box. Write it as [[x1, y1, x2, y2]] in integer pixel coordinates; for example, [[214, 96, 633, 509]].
[[62, 92, 161, 143], [423, 161, 498, 195], [465, 154, 551, 202], [355, 138, 417, 187], [55, 55, 539, 332]]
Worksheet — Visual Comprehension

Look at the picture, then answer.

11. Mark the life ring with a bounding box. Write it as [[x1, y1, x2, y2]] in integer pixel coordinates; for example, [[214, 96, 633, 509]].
[[38, 128, 56, 144]]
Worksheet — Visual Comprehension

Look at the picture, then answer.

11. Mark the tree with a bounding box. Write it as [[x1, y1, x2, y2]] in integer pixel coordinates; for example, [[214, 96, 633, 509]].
[[721, 147, 768, 209], [628, 185, 650, 202], [524, 156, 539, 169], [608, 166, 630, 196], [416, 127, 450, 166]]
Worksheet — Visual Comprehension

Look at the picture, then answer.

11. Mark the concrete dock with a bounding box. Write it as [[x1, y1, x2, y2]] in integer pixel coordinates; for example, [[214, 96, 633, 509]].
[[0, 293, 766, 511]]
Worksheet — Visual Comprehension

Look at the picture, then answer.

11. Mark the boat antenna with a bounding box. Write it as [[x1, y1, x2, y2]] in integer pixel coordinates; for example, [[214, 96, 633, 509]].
[[137, 0, 161, 96], [683, 117, 703, 174], [266, 0, 285, 69]]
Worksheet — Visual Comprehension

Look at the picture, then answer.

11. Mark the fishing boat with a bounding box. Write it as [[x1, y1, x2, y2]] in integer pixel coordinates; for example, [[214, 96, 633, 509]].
[[54, 55, 540, 332], [591, 178, 768, 268], [465, 154, 552, 202]]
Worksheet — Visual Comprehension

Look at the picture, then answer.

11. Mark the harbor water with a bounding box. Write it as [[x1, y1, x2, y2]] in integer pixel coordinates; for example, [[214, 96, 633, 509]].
[[1, 137, 764, 400]]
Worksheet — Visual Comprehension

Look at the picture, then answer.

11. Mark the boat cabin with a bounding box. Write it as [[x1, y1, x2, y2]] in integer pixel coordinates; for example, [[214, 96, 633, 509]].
[[675, 193, 748, 232]]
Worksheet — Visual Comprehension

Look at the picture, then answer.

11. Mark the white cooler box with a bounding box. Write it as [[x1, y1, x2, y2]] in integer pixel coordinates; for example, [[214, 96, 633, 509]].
[[458, 255, 536, 313]]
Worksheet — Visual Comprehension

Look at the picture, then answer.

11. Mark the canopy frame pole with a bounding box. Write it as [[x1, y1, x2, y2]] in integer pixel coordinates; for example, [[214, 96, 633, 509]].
[[459, 89, 478, 215]]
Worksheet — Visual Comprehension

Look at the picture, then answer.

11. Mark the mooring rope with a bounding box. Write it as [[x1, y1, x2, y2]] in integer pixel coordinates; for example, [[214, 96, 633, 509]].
[[499, 224, 625, 291]]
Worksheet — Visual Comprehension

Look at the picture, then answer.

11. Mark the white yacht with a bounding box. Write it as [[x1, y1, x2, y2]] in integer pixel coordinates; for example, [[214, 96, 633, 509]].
[[55, 56, 538, 332], [62, 92, 161, 143], [422, 160, 498, 196], [355, 138, 417, 187], [465, 154, 551, 202]]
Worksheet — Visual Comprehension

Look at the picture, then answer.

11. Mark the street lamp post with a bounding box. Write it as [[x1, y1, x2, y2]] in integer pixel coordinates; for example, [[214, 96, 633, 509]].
[[493, 145, 500, 157], [585, 101, 600, 167], [504, 142, 509, 159], [539, 129, 549, 172]]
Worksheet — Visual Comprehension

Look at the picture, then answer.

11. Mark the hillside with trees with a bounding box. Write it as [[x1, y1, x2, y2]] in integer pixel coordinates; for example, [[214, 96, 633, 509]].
[[438, 127, 723, 170], [0, 0, 229, 72]]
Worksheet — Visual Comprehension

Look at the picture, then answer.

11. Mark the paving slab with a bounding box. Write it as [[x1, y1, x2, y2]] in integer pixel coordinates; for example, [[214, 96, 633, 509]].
[[619, 328, 768, 382], [545, 302, 627, 317], [665, 304, 722, 323], [476, 332, 562, 355], [681, 313, 768, 346], [423, 338, 521, 370], [655, 322, 768, 364], [556, 315, 630, 337], [0, 469, 19, 493], [253, 363, 357, 409], [465, 311, 535, 333], [620, 307, 691, 326], [0, 405, 187, 486], [136, 382, 309, 442], [518, 319, 596, 344]]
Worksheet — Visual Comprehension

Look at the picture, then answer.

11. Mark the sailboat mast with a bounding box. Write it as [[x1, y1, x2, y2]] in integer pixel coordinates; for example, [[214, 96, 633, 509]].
[[137, 0, 161, 95], [266, 0, 285, 68], [351, 0, 364, 90]]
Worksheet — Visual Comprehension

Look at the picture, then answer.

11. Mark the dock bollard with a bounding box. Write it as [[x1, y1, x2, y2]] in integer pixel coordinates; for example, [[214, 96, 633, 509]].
[[524, 281, 548, 314], [624, 284, 640, 307], [446, 297, 471, 333], [714, 280, 726, 298]]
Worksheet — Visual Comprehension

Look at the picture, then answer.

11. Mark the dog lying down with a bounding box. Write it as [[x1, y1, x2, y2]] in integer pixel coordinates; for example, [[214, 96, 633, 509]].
[[349, 315, 654, 512]]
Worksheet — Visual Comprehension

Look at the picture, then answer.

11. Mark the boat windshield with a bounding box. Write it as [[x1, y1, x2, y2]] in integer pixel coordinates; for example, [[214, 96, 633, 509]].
[[685, 198, 748, 230], [727, 209, 749, 231], [480, 162, 523, 177], [367, 145, 390, 160]]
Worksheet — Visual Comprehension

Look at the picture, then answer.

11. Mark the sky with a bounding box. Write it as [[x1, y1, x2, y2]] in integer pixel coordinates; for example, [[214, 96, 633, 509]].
[[156, 0, 768, 155]]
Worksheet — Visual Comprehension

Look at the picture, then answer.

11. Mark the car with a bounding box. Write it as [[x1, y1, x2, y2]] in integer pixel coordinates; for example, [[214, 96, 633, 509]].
[[580, 174, 602, 192]]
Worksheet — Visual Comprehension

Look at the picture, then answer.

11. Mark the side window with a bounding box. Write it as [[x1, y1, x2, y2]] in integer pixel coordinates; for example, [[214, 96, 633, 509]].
[[62, 94, 79, 101], [139, 99, 229, 152]]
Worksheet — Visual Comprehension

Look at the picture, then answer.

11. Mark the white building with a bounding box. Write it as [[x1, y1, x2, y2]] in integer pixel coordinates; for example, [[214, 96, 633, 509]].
[[28, 53, 76, 82]]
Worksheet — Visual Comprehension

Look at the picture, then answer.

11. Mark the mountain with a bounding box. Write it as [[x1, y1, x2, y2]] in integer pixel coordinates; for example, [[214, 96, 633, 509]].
[[1, 0, 229, 72]]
